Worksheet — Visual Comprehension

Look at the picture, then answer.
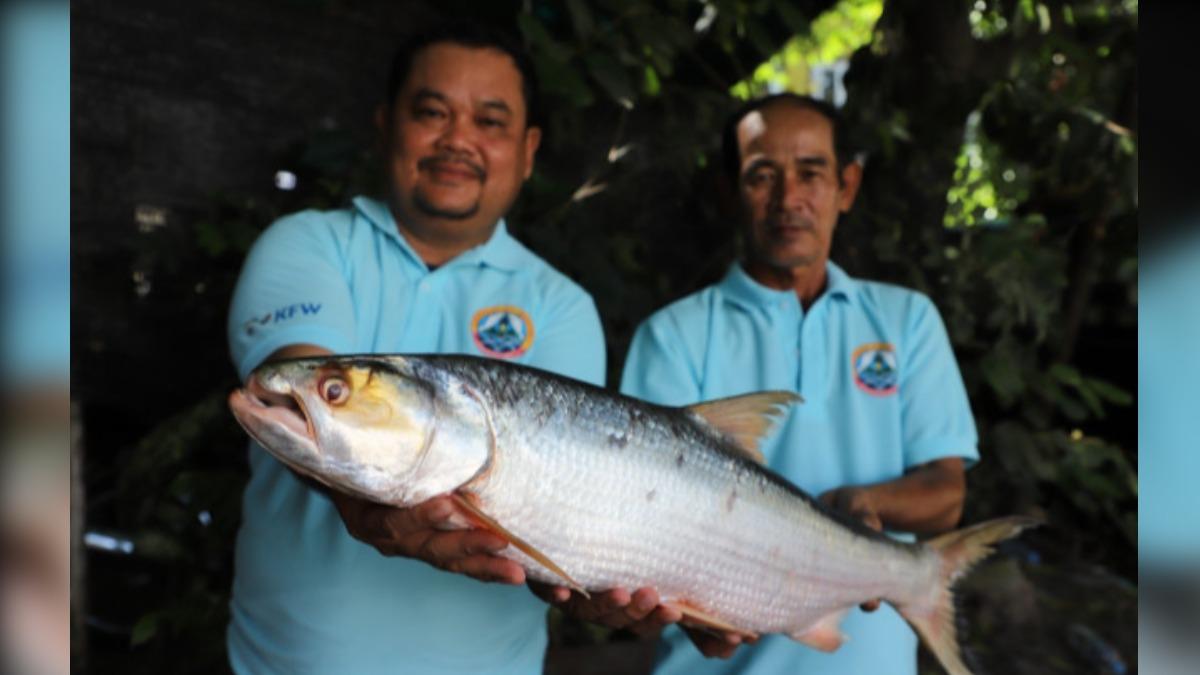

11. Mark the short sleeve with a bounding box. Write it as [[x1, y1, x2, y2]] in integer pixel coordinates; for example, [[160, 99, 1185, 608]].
[[619, 315, 702, 406], [899, 295, 979, 468], [527, 285, 606, 387], [227, 213, 356, 381]]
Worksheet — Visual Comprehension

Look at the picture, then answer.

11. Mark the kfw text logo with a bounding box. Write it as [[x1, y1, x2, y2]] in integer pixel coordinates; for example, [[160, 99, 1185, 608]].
[[242, 302, 321, 336]]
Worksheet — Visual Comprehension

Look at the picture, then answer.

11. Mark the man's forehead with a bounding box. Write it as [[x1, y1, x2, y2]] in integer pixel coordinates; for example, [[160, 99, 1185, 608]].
[[736, 104, 835, 161], [403, 43, 524, 107]]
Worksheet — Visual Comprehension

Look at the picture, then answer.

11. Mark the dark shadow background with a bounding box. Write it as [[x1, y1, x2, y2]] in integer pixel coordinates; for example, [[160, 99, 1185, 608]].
[[71, 1, 1137, 673]]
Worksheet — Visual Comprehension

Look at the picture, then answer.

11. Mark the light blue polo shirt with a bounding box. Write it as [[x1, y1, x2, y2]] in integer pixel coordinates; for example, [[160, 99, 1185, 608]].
[[225, 196, 605, 674], [620, 261, 977, 675]]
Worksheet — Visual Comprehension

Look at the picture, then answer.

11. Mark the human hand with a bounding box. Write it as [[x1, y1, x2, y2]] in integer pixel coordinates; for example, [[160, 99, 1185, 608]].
[[530, 584, 684, 637], [819, 485, 883, 612], [680, 625, 758, 659], [530, 583, 755, 657], [330, 492, 525, 585]]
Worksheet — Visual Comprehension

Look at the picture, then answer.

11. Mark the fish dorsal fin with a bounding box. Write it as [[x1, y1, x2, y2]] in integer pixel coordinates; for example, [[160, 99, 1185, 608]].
[[686, 391, 803, 464], [450, 493, 591, 599]]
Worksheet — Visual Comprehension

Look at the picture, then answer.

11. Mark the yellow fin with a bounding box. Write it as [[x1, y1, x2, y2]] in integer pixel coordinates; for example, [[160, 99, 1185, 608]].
[[686, 391, 803, 464], [664, 600, 759, 641], [450, 493, 591, 600]]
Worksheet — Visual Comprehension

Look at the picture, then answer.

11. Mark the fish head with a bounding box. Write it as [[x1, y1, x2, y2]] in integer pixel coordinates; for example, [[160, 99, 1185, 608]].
[[229, 355, 472, 505]]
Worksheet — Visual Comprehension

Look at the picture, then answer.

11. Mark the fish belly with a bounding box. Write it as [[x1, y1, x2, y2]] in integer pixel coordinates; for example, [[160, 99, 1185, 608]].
[[471, 416, 934, 635]]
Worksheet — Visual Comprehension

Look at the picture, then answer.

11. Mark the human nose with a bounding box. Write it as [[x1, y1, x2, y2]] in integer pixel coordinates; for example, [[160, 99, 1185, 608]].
[[435, 115, 473, 154], [773, 171, 807, 212]]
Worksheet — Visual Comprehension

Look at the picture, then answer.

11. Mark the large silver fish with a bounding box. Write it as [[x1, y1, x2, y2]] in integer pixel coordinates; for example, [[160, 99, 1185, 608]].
[[228, 354, 1035, 675]]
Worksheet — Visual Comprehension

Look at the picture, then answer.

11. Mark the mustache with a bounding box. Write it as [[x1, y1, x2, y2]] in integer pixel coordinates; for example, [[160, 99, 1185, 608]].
[[769, 215, 816, 230], [418, 155, 486, 180]]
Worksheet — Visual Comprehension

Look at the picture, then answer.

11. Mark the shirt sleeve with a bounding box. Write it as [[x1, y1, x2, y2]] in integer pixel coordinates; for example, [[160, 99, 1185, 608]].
[[227, 213, 356, 381], [527, 285, 607, 387], [619, 314, 702, 407], [899, 295, 979, 468]]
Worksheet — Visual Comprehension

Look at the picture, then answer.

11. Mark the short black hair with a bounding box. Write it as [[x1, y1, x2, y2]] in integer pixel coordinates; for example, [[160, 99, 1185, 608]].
[[720, 93, 852, 183], [385, 21, 542, 128]]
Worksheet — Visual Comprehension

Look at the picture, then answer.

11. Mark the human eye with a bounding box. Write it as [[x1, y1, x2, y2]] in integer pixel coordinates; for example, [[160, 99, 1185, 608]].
[[477, 116, 507, 130], [745, 169, 777, 188], [413, 105, 447, 121]]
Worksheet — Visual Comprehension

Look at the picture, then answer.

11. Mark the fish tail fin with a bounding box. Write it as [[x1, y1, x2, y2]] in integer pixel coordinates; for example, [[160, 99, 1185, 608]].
[[896, 516, 1041, 675]]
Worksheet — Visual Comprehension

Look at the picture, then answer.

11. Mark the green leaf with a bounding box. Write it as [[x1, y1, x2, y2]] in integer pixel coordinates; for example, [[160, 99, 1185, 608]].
[[135, 529, 189, 562], [584, 52, 635, 105], [1049, 363, 1083, 388], [535, 56, 594, 107], [980, 350, 1025, 406], [993, 422, 1056, 481], [565, 0, 595, 40], [1057, 397, 1088, 422], [745, 17, 776, 59], [517, 13, 569, 61], [657, 14, 696, 50], [131, 612, 160, 646], [1077, 384, 1105, 419], [194, 221, 226, 257], [643, 65, 661, 96], [776, 2, 810, 34]]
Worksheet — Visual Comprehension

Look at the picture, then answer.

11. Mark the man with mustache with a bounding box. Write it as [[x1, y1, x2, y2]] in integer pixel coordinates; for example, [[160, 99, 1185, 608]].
[[225, 22, 607, 674], [619, 94, 977, 674]]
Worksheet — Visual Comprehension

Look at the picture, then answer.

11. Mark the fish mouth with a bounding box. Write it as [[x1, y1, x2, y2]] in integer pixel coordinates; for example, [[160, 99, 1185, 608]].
[[228, 375, 317, 445]]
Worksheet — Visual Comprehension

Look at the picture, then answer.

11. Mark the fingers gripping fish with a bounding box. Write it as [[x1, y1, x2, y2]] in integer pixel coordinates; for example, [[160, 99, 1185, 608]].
[[229, 354, 1037, 675]]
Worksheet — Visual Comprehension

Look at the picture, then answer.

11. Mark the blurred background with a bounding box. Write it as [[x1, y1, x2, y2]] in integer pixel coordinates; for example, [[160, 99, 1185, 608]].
[[67, 1, 1137, 673]]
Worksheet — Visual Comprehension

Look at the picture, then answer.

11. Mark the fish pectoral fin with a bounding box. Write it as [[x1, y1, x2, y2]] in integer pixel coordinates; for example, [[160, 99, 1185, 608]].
[[449, 493, 591, 600], [788, 609, 849, 652], [686, 391, 803, 463], [664, 601, 759, 641]]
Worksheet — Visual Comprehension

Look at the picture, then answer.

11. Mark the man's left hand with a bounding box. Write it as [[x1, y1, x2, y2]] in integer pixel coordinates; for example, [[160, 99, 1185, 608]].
[[529, 583, 686, 636]]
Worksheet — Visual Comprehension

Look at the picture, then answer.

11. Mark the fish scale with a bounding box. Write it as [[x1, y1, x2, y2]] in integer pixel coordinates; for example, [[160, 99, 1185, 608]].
[[230, 353, 1040, 675], [433, 356, 935, 635]]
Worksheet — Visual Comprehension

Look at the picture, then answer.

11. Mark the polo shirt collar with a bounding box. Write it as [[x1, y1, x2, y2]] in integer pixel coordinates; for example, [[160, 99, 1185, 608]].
[[352, 195, 524, 272], [720, 260, 857, 311]]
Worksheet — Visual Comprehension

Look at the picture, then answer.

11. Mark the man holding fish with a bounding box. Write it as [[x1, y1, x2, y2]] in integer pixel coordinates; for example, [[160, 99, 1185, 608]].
[[225, 22, 611, 674], [617, 94, 977, 673]]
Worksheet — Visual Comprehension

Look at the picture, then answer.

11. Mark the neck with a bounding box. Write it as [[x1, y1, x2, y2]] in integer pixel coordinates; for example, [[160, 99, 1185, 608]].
[[390, 205, 495, 267], [745, 257, 828, 310]]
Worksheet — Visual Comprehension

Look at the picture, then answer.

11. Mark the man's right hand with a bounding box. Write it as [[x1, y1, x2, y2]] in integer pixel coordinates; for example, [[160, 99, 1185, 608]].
[[529, 583, 754, 659], [329, 492, 526, 585], [682, 626, 754, 659]]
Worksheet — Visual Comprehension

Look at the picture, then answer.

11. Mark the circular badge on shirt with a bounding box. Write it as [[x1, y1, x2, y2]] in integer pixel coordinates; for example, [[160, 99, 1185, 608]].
[[852, 342, 898, 396], [472, 305, 535, 358]]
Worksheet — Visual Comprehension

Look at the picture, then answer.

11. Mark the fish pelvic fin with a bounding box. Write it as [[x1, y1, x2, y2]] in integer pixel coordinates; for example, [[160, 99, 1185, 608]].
[[449, 493, 591, 600], [788, 607, 850, 652], [686, 391, 803, 464], [664, 600, 759, 641], [897, 515, 1042, 675]]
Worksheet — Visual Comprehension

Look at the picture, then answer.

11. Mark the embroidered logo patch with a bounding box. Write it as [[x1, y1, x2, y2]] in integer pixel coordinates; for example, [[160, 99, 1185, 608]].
[[472, 305, 534, 358], [852, 342, 898, 396]]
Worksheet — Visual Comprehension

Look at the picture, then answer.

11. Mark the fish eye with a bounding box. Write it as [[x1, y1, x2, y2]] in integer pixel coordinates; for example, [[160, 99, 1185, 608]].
[[319, 376, 350, 405]]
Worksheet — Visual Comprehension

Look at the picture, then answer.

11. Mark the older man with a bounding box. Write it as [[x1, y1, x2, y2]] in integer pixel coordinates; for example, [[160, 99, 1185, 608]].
[[620, 93, 975, 674]]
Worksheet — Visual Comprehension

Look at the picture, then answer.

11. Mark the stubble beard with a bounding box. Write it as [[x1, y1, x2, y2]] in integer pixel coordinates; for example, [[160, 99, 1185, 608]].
[[412, 188, 481, 220]]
